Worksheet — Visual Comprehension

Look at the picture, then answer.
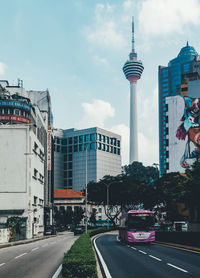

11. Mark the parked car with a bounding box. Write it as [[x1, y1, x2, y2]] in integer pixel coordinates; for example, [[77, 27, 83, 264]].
[[44, 226, 56, 235], [73, 226, 84, 235]]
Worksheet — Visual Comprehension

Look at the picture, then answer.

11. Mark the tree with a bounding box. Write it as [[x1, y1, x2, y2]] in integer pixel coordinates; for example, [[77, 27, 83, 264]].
[[73, 206, 84, 227], [89, 208, 97, 226]]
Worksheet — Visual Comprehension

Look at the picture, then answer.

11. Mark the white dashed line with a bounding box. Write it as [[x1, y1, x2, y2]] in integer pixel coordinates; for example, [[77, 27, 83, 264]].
[[138, 250, 147, 254], [149, 255, 162, 261], [167, 263, 188, 273], [31, 247, 39, 251], [15, 253, 27, 259], [131, 247, 137, 250], [0, 263, 5, 267]]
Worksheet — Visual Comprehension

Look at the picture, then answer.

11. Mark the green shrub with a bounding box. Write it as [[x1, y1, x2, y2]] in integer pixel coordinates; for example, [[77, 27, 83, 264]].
[[62, 233, 97, 278], [88, 227, 114, 238]]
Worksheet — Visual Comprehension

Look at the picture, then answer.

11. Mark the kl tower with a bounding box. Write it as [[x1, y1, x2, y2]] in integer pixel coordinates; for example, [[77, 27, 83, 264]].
[[123, 17, 144, 164]]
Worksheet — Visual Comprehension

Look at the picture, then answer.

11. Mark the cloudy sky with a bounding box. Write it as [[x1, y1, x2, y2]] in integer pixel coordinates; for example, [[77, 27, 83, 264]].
[[1, 0, 200, 166]]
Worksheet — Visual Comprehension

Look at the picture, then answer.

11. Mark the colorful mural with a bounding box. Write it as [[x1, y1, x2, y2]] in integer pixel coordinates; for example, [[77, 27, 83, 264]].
[[176, 97, 200, 168]]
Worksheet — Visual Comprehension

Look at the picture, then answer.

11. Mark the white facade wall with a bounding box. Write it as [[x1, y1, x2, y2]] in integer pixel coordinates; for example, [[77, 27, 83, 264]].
[[0, 126, 44, 238], [166, 96, 186, 173]]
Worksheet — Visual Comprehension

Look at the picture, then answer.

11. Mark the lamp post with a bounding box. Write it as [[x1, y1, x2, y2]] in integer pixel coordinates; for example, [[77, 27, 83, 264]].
[[85, 145, 88, 234]]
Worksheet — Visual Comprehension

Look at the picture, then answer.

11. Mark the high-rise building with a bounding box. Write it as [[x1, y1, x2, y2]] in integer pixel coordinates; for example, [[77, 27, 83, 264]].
[[53, 127, 122, 191], [123, 17, 144, 164], [158, 42, 199, 175]]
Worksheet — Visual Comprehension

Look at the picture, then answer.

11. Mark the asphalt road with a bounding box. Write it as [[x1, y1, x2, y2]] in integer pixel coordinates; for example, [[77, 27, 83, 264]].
[[95, 233, 200, 278], [0, 232, 77, 278]]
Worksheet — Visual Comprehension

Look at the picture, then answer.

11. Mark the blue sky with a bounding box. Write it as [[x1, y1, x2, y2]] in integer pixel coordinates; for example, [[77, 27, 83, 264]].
[[1, 0, 200, 166]]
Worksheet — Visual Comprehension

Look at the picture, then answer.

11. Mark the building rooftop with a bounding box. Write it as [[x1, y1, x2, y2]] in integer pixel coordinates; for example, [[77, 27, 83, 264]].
[[54, 189, 83, 199]]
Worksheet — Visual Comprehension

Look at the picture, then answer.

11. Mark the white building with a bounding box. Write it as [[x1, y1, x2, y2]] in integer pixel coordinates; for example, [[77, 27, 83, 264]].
[[0, 125, 45, 238], [0, 80, 50, 239]]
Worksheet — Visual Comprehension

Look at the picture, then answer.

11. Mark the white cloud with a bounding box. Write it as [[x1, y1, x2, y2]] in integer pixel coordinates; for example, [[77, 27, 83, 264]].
[[138, 0, 200, 37], [0, 62, 6, 76], [110, 124, 129, 165], [93, 55, 110, 70], [77, 99, 115, 129], [85, 3, 127, 51]]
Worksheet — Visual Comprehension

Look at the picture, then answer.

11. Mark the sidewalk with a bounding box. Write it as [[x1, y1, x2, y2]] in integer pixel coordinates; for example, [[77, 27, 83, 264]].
[[0, 234, 56, 249]]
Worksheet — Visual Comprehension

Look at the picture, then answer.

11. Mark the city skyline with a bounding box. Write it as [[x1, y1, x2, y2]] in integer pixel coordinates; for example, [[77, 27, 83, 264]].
[[0, 0, 200, 166]]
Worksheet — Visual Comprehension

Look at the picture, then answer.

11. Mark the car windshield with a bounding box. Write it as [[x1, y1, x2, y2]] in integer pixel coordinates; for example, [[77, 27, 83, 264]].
[[128, 214, 154, 230]]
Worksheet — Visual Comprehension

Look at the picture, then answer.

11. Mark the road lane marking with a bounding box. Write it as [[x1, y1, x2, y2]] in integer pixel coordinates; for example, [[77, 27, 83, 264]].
[[167, 263, 188, 273], [149, 255, 162, 261], [31, 247, 39, 251], [52, 264, 62, 278], [153, 242, 200, 254], [0, 263, 5, 267], [15, 253, 27, 259], [131, 247, 137, 250], [138, 250, 147, 254], [42, 244, 48, 247], [93, 236, 112, 278]]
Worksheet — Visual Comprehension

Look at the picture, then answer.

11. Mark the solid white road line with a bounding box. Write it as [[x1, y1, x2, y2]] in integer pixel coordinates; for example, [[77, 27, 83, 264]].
[[149, 255, 162, 261], [52, 264, 62, 278], [138, 250, 147, 254], [131, 247, 137, 250], [167, 263, 188, 273], [31, 247, 39, 251], [0, 263, 5, 267], [94, 236, 112, 278], [15, 253, 27, 259]]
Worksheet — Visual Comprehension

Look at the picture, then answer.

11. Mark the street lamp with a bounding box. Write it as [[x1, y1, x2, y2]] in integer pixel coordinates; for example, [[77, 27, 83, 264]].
[[84, 144, 88, 234]]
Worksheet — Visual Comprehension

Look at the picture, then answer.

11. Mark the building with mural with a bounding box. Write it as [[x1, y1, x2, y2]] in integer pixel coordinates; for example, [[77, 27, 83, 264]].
[[158, 42, 199, 175], [165, 79, 200, 173]]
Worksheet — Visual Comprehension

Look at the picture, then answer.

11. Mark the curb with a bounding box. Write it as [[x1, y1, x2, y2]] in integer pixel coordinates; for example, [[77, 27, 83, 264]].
[[0, 234, 56, 249]]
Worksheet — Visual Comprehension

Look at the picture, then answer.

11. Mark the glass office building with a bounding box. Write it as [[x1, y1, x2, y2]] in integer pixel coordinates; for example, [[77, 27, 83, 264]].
[[53, 127, 122, 191], [158, 42, 199, 175]]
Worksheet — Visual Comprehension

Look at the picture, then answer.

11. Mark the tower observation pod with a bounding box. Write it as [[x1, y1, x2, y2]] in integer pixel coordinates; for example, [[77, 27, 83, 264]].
[[123, 17, 144, 164]]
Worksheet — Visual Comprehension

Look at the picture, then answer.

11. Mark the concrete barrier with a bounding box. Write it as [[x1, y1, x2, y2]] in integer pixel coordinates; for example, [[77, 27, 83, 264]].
[[156, 231, 200, 248]]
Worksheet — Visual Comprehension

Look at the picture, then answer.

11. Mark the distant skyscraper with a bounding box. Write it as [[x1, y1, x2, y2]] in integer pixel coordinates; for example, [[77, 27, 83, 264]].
[[158, 42, 199, 175], [123, 17, 144, 164]]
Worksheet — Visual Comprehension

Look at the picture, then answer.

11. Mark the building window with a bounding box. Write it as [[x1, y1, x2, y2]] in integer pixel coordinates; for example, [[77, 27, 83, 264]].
[[79, 144, 84, 151], [163, 87, 169, 92], [74, 136, 78, 144], [68, 137, 72, 145], [117, 140, 120, 147], [68, 146, 72, 153], [98, 208, 102, 213], [33, 169, 38, 179], [106, 145, 109, 152], [110, 146, 113, 153], [79, 135, 84, 143], [68, 154, 72, 161], [117, 148, 120, 155], [68, 162, 72, 169], [98, 134, 102, 141], [90, 142, 96, 150], [183, 63, 190, 73], [85, 134, 90, 142], [64, 155, 67, 162], [106, 136, 109, 144], [102, 144, 105, 151], [114, 147, 116, 154], [74, 145, 78, 152], [90, 133, 96, 141], [98, 143, 101, 150], [102, 135, 105, 143], [33, 196, 37, 205], [68, 171, 72, 178]]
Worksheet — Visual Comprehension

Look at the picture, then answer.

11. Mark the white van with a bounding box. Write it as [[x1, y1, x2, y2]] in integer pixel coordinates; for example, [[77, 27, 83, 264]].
[[173, 221, 188, 232]]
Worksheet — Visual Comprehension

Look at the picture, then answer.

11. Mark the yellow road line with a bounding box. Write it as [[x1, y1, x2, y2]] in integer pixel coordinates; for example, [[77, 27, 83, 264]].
[[152, 242, 200, 254]]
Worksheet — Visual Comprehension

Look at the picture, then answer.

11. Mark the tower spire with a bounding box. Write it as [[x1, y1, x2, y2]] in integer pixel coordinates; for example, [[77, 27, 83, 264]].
[[132, 16, 135, 52]]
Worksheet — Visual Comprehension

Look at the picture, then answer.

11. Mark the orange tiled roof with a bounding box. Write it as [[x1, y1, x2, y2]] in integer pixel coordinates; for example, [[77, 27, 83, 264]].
[[54, 189, 84, 198]]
